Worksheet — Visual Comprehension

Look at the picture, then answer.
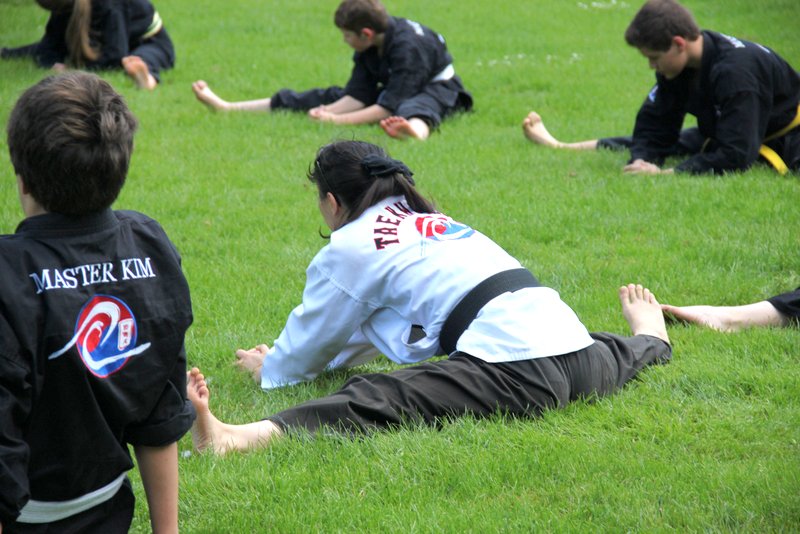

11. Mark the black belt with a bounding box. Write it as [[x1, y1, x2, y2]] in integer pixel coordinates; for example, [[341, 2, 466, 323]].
[[439, 268, 541, 355]]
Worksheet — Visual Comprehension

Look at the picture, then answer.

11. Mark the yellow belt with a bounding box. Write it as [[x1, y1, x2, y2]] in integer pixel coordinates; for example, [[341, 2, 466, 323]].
[[759, 104, 800, 175]]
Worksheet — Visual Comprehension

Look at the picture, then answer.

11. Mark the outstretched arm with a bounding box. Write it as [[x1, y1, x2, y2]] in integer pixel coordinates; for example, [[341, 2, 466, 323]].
[[623, 159, 675, 174], [309, 95, 366, 115], [310, 103, 392, 125], [134, 443, 179, 534]]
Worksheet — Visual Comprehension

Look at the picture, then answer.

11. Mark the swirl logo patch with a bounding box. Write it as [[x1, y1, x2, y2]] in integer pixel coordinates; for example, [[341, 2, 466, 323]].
[[49, 295, 151, 377], [415, 215, 474, 241]]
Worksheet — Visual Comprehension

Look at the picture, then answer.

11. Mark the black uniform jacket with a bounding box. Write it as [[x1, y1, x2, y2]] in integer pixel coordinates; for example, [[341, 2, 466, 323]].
[[630, 31, 800, 174], [0, 209, 194, 525], [35, 0, 158, 69], [344, 16, 465, 113]]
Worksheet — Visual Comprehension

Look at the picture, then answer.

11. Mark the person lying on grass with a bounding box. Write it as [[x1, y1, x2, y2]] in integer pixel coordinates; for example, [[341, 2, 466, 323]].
[[522, 0, 800, 175], [661, 287, 799, 332], [185, 139, 672, 454], [191, 0, 472, 140], [1, 0, 175, 90]]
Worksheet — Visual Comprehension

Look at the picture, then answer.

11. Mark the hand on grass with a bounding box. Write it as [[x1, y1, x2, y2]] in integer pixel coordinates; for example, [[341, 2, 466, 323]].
[[235, 344, 269, 383], [623, 159, 673, 174], [308, 107, 337, 122]]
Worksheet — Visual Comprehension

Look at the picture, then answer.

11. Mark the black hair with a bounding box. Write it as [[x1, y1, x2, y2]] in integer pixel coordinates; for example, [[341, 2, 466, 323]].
[[334, 0, 389, 33], [308, 140, 435, 228], [625, 0, 700, 51]]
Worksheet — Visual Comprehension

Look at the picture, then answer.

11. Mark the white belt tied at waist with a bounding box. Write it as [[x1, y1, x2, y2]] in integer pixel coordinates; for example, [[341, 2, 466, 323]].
[[431, 63, 455, 82], [17, 472, 126, 523]]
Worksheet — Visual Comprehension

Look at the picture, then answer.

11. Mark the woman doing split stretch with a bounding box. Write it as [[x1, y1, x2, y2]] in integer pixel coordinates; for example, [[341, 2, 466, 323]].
[[188, 140, 672, 454]]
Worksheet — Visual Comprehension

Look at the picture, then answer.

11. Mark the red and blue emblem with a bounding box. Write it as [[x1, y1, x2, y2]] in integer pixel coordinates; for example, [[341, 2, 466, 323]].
[[48, 295, 150, 377], [415, 215, 474, 241]]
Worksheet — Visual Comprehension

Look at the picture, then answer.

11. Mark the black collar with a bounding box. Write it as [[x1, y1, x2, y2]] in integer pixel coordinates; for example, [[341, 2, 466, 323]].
[[15, 209, 119, 237]]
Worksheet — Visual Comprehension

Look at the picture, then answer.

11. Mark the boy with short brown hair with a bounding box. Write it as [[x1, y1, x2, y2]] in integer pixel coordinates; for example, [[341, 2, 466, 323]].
[[192, 0, 473, 141], [1, 71, 194, 533], [523, 0, 800, 175]]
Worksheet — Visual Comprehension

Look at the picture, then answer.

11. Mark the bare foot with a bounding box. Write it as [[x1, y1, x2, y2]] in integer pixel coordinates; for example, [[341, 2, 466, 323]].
[[187, 368, 223, 453], [619, 284, 670, 344], [191, 80, 230, 111], [122, 56, 157, 90], [381, 116, 423, 140], [187, 367, 281, 455], [522, 111, 562, 147]]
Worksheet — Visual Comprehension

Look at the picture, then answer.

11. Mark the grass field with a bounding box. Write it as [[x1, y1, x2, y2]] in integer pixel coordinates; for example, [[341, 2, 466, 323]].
[[1, 0, 799, 531]]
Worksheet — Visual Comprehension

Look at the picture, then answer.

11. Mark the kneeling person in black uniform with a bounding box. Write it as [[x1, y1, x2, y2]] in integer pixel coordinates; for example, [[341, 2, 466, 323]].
[[523, 0, 800, 175], [1, 72, 195, 532]]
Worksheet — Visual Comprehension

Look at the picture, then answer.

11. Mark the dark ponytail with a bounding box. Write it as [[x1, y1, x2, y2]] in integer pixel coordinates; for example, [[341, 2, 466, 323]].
[[37, 0, 99, 66], [308, 140, 436, 226]]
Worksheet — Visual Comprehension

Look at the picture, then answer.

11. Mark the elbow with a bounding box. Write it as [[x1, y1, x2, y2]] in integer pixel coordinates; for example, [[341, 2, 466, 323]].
[[696, 143, 760, 174]]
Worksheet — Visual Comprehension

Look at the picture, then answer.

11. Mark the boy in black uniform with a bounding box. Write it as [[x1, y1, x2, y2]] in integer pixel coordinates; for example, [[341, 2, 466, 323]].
[[0, 72, 194, 532], [522, 0, 800, 175], [191, 0, 472, 140]]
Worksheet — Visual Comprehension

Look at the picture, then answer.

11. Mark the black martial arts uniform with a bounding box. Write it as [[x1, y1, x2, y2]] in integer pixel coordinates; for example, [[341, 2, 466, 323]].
[[32, 0, 174, 81], [0, 210, 194, 532], [268, 334, 671, 436], [768, 287, 800, 325], [271, 16, 473, 128], [599, 31, 800, 174]]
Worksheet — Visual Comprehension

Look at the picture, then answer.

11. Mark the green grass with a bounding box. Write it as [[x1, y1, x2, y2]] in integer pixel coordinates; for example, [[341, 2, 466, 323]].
[[2, 0, 799, 531]]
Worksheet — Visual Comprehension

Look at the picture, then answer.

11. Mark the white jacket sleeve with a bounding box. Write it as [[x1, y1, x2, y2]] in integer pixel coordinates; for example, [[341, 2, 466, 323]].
[[259, 261, 376, 389], [326, 328, 382, 370]]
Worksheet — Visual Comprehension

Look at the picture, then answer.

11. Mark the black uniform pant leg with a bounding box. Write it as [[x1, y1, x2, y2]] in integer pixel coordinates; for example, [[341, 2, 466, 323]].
[[131, 29, 175, 82], [268, 353, 576, 435], [767, 287, 800, 323], [785, 129, 800, 171], [268, 334, 671, 436], [6, 478, 134, 534], [598, 127, 705, 155], [673, 127, 707, 155], [270, 86, 347, 111], [394, 77, 473, 129], [597, 136, 634, 151], [1, 42, 40, 59], [563, 333, 672, 400], [765, 128, 800, 171], [395, 92, 445, 128]]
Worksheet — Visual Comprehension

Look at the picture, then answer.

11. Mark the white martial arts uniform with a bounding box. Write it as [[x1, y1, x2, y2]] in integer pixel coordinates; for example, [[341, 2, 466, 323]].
[[260, 196, 594, 389]]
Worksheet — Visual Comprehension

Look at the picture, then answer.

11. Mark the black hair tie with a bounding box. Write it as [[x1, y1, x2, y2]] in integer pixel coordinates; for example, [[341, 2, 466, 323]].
[[361, 154, 415, 185]]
